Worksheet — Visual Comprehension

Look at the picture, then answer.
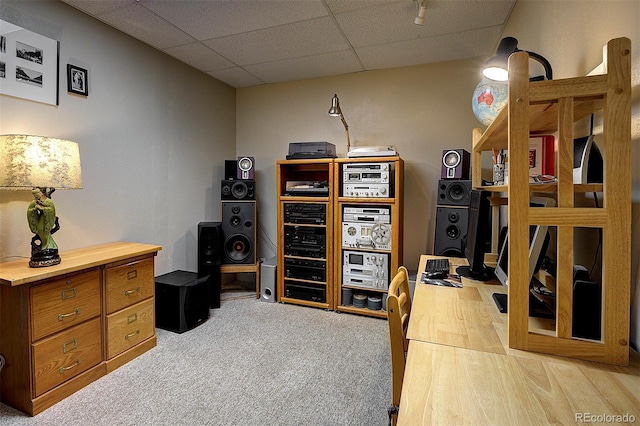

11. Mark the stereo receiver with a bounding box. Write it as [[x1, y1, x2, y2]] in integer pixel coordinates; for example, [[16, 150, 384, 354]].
[[342, 250, 389, 290]]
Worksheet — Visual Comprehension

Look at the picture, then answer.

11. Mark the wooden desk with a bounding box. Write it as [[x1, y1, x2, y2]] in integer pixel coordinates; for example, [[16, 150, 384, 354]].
[[399, 255, 640, 425]]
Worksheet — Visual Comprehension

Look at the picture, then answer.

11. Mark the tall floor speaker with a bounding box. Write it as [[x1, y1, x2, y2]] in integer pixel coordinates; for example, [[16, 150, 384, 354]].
[[434, 206, 468, 257], [221, 201, 256, 265], [198, 222, 222, 309]]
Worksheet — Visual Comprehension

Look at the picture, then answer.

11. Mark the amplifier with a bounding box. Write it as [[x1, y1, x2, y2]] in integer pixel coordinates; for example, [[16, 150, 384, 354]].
[[284, 203, 326, 225], [342, 250, 389, 290], [284, 281, 326, 303], [343, 183, 390, 198], [284, 227, 326, 247], [284, 258, 326, 282]]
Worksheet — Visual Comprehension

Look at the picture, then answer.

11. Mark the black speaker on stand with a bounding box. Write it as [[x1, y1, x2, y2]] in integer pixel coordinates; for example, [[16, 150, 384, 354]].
[[221, 201, 256, 265], [433, 206, 469, 257], [198, 222, 222, 309]]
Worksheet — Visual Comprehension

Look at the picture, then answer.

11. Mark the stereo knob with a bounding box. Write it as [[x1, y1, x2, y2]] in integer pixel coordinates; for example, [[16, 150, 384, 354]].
[[379, 188, 386, 195]]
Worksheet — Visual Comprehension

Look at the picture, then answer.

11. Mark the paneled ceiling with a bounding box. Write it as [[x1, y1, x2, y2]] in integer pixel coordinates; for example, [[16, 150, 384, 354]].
[[61, 0, 516, 88]]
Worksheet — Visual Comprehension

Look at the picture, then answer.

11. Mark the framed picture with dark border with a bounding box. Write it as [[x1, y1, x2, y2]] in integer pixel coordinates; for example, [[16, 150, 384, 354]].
[[67, 64, 88, 96]]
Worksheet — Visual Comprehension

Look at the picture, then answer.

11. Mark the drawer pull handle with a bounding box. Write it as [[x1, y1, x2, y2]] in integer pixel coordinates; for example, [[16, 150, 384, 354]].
[[61, 287, 77, 300], [58, 308, 81, 321], [62, 338, 78, 354], [127, 313, 138, 324], [125, 330, 140, 340], [124, 287, 140, 296], [127, 270, 138, 280], [59, 358, 81, 374]]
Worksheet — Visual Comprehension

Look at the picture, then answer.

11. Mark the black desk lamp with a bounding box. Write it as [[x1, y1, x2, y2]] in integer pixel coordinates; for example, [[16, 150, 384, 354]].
[[483, 37, 553, 82]]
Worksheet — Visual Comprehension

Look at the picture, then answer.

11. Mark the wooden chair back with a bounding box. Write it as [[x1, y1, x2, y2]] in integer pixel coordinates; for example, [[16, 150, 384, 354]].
[[386, 266, 412, 425]]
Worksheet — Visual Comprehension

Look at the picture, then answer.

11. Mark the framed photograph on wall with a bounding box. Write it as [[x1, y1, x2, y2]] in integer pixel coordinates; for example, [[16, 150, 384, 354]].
[[67, 64, 88, 96], [0, 19, 59, 105]]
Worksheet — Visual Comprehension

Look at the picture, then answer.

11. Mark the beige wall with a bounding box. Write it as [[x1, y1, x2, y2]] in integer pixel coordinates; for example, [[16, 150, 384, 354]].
[[237, 58, 488, 270], [0, 1, 236, 275]]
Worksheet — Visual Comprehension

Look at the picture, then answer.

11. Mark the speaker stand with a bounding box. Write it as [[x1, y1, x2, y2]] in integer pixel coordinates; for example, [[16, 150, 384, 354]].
[[220, 261, 261, 299]]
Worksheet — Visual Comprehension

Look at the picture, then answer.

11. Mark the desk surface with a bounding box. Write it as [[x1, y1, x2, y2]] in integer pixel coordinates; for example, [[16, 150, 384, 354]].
[[399, 255, 640, 425]]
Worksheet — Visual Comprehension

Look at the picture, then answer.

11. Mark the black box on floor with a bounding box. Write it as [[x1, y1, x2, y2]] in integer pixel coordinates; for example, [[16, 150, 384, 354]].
[[155, 270, 210, 333]]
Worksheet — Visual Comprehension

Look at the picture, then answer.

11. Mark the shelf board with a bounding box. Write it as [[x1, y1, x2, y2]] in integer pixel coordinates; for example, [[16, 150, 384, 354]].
[[279, 297, 329, 310], [338, 197, 395, 203], [478, 183, 603, 193], [337, 305, 387, 318], [280, 195, 330, 202]]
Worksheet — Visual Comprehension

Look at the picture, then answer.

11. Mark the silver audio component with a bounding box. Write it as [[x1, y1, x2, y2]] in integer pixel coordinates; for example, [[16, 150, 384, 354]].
[[342, 205, 392, 250], [342, 222, 392, 250], [343, 183, 390, 198], [342, 250, 389, 290], [343, 206, 390, 223], [343, 162, 391, 184]]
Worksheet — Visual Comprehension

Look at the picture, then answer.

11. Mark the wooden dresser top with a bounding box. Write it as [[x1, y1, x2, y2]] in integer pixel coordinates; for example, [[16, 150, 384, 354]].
[[0, 241, 162, 287]]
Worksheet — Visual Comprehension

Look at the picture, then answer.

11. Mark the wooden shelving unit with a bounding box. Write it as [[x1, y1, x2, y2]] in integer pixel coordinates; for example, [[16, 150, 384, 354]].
[[334, 156, 404, 319], [471, 37, 631, 365], [276, 159, 335, 310]]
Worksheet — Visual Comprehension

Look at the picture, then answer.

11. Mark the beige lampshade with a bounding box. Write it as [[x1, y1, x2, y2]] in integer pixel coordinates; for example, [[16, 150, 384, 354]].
[[0, 134, 82, 190]]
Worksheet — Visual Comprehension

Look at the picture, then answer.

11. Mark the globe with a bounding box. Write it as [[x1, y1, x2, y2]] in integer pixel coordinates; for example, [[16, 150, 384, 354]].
[[472, 78, 508, 126]]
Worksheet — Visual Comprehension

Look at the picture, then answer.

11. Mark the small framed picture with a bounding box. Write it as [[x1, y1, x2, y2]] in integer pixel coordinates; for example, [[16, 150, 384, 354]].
[[67, 64, 88, 96]]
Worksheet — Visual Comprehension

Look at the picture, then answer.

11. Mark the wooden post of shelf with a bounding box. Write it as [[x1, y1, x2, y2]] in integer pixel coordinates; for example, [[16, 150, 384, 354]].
[[471, 128, 483, 189], [555, 97, 575, 339], [602, 37, 632, 365], [506, 51, 531, 349]]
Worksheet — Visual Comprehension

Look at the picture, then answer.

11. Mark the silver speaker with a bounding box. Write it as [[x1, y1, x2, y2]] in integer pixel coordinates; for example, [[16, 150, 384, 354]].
[[260, 256, 277, 303]]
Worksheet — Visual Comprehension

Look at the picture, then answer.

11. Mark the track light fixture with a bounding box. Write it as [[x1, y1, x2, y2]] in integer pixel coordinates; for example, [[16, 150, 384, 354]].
[[414, 0, 427, 26]]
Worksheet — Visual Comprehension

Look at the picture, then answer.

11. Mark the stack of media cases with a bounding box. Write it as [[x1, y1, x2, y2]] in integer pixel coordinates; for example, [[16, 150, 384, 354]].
[[341, 162, 393, 311]]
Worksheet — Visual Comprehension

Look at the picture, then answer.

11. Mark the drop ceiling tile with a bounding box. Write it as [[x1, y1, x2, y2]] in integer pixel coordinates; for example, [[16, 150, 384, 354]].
[[337, 0, 514, 47], [208, 68, 265, 89], [62, 0, 135, 16], [325, 0, 405, 15], [244, 49, 363, 84], [164, 42, 235, 72], [141, 0, 329, 41], [356, 26, 503, 70], [205, 17, 349, 66], [96, 2, 195, 49]]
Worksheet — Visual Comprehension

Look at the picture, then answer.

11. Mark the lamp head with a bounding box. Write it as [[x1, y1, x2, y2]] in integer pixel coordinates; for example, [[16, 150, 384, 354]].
[[482, 36, 552, 81], [414, 1, 427, 26], [328, 94, 342, 116]]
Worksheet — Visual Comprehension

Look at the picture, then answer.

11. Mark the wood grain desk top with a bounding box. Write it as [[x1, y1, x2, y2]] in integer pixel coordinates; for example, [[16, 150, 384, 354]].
[[400, 255, 640, 425], [408, 255, 507, 354], [399, 339, 640, 425]]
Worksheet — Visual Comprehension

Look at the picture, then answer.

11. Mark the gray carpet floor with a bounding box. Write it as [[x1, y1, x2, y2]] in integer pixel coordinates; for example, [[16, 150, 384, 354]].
[[0, 293, 391, 426]]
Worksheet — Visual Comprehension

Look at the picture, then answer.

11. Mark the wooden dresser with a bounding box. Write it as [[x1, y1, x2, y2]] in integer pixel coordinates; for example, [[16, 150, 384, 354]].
[[0, 241, 161, 416]]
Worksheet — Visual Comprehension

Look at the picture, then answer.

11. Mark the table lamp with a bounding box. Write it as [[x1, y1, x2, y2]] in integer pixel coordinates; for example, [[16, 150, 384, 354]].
[[482, 36, 553, 81], [0, 134, 82, 267]]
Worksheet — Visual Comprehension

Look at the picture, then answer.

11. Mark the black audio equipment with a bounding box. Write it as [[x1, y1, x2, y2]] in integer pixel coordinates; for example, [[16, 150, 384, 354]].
[[434, 206, 468, 257], [221, 179, 255, 200], [198, 222, 222, 309], [572, 265, 601, 340], [260, 257, 277, 303], [237, 156, 255, 180], [284, 281, 326, 303], [573, 135, 603, 184], [437, 179, 472, 206], [225, 160, 238, 180], [284, 227, 326, 258], [441, 149, 471, 179], [284, 258, 326, 282], [284, 203, 326, 224], [155, 271, 210, 333], [221, 201, 256, 264]]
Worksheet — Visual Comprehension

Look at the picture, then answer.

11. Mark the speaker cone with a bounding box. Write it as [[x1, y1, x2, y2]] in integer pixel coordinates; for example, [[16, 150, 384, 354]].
[[443, 150, 461, 167], [447, 183, 467, 202], [225, 234, 251, 262], [231, 182, 248, 199]]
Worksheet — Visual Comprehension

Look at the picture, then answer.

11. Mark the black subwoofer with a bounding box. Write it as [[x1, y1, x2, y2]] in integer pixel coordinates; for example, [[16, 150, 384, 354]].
[[155, 271, 210, 333], [198, 222, 222, 309], [221, 201, 256, 264]]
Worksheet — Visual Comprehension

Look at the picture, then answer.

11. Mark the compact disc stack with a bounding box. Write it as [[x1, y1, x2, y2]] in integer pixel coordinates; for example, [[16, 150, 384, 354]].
[[353, 293, 367, 309], [367, 295, 382, 311]]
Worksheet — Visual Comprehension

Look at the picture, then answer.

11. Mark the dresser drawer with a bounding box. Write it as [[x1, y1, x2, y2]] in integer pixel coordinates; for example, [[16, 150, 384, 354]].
[[31, 270, 102, 341], [32, 317, 102, 397], [105, 257, 154, 314], [106, 298, 155, 359]]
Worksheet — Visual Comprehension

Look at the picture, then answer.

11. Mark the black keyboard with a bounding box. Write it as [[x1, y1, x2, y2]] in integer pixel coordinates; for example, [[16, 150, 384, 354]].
[[425, 258, 450, 275]]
